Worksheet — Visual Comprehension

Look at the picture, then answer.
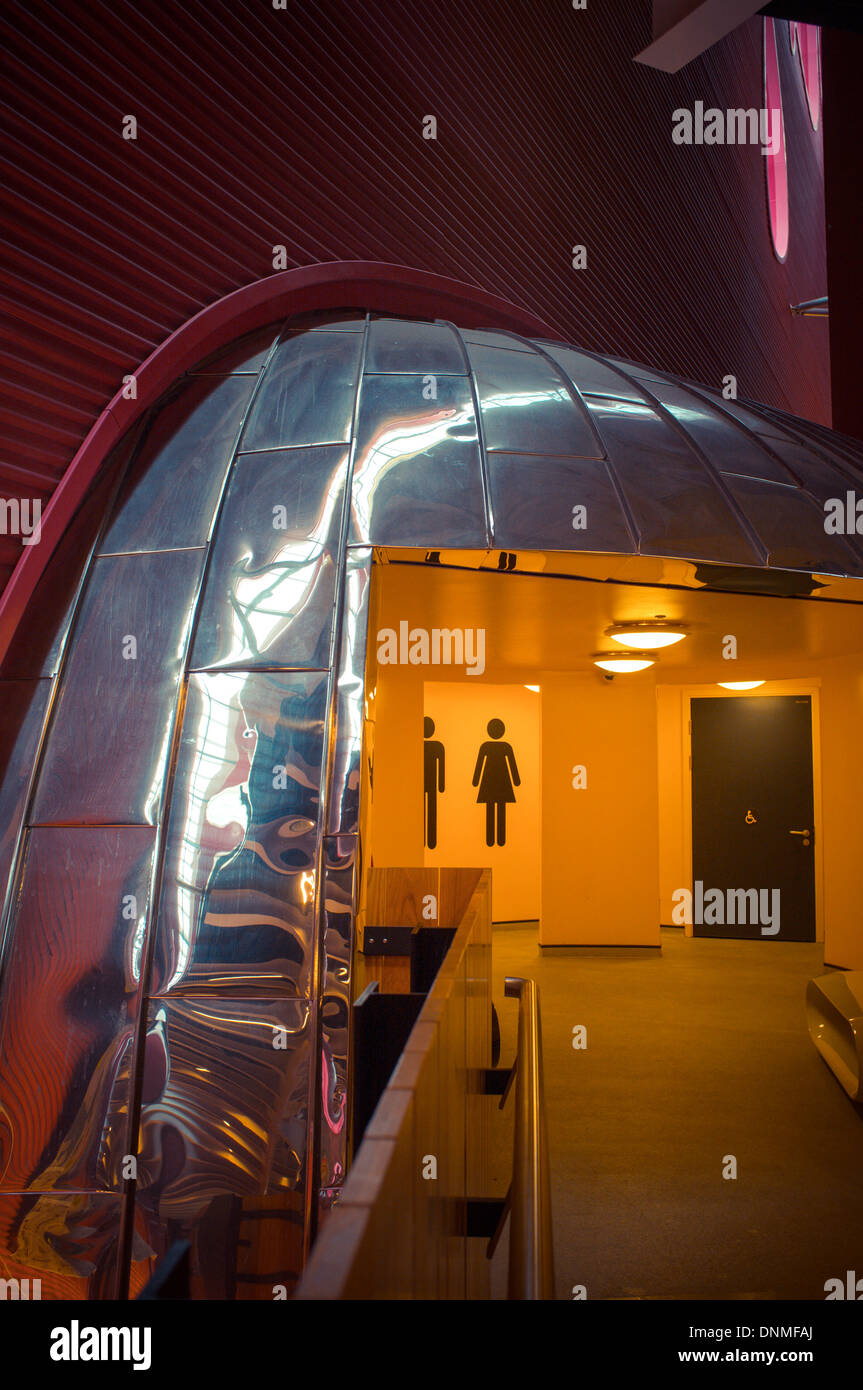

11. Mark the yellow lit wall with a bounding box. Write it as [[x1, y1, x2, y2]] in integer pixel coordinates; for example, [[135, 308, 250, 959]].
[[423, 682, 539, 921], [367, 558, 863, 964], [818, 655, 863, 969], [540, 672, 660, 945]]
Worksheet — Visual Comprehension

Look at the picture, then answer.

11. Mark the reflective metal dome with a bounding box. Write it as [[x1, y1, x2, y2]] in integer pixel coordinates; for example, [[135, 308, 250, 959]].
[[2, 308, 862, 1300]]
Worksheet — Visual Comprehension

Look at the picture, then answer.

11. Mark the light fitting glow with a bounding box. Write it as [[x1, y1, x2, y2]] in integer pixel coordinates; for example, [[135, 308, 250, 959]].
[[593, 653, 655, 674], [717, 681, 765, 690], [608, 621, 687, 650], [524, 684, 540, 692]]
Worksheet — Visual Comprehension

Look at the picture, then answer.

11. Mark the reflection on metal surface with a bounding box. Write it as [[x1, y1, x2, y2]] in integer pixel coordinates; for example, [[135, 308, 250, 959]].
[[153, 670, 327, 996], [4, 308, 863, 1300], [537, 342, 647, 401], [350, 375, 485, 546], [191, 445, 348, 670], [584, 398, 761, 564], [100, 376, 255, 554], [0, 1192, 126, 1298], [0, 680, 49, 902], [462, 329, 537, 353], [133, 997, 309, 1297], [31, 550, 204, 826], [365, 318, 467, 374], [488, 453, 635, 553], [645, 380, 799, 485], [318, 834, 355, 1194], [722, 474, 863, 576], [0, 827, 155, 1192], [468, 343, 603, 458], [327, 549, 373, 836], [241, 331, 363, 451], [187, 323, 281, 376]]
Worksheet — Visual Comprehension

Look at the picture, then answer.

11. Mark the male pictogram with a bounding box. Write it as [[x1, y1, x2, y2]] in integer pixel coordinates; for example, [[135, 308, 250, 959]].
[[423, 716, 445, 848]]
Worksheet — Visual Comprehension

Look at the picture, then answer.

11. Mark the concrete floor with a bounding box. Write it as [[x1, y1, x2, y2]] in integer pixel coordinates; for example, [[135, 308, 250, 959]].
[[489, 925, 863, 1301]]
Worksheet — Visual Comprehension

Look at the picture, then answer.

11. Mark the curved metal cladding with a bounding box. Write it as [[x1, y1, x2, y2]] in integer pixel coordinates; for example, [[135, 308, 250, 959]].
[[0, 0, 833, 612], [2, 314, 863, 1302]]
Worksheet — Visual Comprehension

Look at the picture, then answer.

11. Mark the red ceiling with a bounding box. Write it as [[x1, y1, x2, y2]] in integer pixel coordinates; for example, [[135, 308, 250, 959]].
[[0, 0, 831, 597]]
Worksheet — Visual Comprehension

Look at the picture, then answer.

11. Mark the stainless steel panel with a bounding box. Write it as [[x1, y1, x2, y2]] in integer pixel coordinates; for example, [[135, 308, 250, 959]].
[[0, 679, 50, 901], [327, 547, 372, 836], [644, 382, 801, 485], [318, 834, 356, 1193], [748, 438, 861, 506], [461, 329, 536, 353], [722, 474, 863, 575], [537, 343, 648, 400], [606, 357, 677, 386], [584, 397, 762, 564], [0, 1193, 124, 1298], [188, 323, 281, 375], [31, 549, 204, 826], [100, 375, 254, 553], [0, 826, 155, 1192], [132, 996, 310, 1298], [350, 375, 486, 546], [702, 394, 859, 495], [152, 670, 328, 997], [467, 343, 603, 458], [365, 318, 467, 374], [241, 331, 363, 451], [0, 431, 140, 680], [488, 453, 635, 553], [190, 445, 348, 671]]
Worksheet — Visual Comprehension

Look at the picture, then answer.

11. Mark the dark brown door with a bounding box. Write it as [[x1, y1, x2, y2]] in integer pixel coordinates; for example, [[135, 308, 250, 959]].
[[690, 696, 815, 941]]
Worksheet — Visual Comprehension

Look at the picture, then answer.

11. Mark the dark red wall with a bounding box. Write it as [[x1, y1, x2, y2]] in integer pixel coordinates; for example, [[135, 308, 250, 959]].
[[0, 0, 830, 595], [823, 28, 863, 441]]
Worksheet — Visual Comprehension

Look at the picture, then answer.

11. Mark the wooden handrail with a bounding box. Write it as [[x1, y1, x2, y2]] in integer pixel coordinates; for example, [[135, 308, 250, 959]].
[[504, 976, 555, 1299]]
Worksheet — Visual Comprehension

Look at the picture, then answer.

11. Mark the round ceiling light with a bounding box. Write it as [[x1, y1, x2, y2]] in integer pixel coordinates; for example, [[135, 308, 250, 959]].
[[593, 653, 656, 674], [717, 680, 765, 690], [607, 619, 687, 650]]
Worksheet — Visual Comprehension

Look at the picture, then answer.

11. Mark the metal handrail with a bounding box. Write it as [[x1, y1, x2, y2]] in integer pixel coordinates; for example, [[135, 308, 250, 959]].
[[504, 975, 555, 1299]]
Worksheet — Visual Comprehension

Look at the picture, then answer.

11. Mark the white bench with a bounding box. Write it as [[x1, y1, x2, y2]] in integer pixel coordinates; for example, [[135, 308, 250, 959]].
[[807, 972, 863, 1101]]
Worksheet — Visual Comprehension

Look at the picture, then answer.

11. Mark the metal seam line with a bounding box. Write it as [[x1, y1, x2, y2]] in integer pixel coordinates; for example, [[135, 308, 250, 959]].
[[115, 325, 285, 1298], [304, 312, 371, 1253]]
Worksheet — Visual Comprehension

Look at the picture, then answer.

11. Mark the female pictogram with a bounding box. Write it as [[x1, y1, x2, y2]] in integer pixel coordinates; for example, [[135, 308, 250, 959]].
[[472, 718, 519, 847]]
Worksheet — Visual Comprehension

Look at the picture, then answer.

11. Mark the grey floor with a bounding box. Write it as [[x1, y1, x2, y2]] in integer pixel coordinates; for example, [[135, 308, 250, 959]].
[[489, 925, 863, 1301]]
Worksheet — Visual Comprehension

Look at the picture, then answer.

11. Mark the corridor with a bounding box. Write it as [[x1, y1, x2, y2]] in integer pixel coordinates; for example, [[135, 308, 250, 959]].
[[491, 928, 863, 1300]]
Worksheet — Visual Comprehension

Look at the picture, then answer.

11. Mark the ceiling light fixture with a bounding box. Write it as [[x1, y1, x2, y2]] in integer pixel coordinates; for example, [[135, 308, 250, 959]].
[[717, 680, 765, 690], [607, 617, 687, 649], [593, 653, 656, 674], [525, 685, 540, 693]]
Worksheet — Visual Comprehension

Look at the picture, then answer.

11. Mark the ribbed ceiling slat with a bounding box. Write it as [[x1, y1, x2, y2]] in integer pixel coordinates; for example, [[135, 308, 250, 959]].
[[0, 0, 830, 600]]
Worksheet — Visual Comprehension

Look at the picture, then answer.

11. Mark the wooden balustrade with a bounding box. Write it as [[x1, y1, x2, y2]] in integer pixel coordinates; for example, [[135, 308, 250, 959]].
[[296, 866, 493, 1299]]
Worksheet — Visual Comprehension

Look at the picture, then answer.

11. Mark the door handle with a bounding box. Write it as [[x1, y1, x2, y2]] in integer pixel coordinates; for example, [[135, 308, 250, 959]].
[[789, 828, 813, 846], [789, 829, 810, 836]]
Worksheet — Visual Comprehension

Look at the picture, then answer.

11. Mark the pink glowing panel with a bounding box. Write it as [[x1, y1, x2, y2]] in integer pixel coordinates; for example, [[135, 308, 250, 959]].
[[791, 22, 822, 131], [764, 18, 789, 263]]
